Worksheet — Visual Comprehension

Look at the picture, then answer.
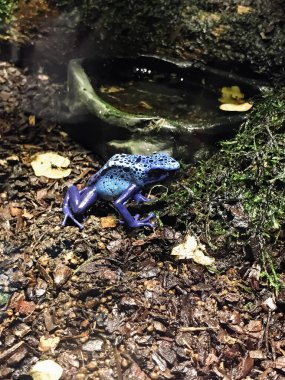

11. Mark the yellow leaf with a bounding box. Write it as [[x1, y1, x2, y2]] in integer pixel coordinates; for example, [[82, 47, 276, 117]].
[[100, 215, 117, 228], [31, 152, 71, 179], [237, 5, 252, 14], [100, 85, 125, 93], [219, 86, 245, 104], [219, 102, 253, 112], [29, 115, 36, 126], [38, 335, 60, 353], [6, 155, 19, 162], [138, 101, 153, 110]]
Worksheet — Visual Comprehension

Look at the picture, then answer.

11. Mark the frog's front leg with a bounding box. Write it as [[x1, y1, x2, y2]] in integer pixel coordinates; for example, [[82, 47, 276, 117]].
[[62, 185, 97, 229], [113, 184, 155, 228]]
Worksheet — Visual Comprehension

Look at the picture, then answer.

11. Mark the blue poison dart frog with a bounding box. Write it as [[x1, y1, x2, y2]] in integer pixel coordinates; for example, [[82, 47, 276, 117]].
[[62, 152, 180, 229]]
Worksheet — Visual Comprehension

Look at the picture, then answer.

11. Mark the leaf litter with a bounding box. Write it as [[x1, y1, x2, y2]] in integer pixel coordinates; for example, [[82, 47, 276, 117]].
[[0, 60, 285, 380]]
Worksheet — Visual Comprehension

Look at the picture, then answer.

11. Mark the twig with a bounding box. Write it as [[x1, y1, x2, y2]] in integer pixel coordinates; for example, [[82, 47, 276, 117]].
[[179, 326, 218, 332], [264, 310, 272, 357]]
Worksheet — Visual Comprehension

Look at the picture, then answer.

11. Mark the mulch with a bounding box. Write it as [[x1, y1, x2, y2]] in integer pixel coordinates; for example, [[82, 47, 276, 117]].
[[1, 61, 285, 380]]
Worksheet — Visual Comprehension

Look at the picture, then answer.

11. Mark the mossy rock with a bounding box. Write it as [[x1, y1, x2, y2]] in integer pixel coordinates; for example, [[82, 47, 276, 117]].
[[61, 56, 262, 162]]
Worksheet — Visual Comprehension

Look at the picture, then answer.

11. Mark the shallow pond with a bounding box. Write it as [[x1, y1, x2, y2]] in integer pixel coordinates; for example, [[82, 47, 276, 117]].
[[86, 56, 259, 126]]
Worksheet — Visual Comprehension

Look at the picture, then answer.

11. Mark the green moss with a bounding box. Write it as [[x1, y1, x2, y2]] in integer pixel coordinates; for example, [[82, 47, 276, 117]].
[[0, 0, 17, 24], [166, 89, 285, 289]]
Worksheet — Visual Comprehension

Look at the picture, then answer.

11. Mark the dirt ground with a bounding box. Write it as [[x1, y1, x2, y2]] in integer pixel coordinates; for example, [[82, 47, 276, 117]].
[[1, 60, 285, 380]]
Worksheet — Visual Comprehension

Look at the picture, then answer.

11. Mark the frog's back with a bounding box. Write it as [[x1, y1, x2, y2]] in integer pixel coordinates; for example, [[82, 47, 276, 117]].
[[88, 154, 149, 187], [95, 168, 133, 200], [87, 153, 178, 200], [89, 154, 143, 201]]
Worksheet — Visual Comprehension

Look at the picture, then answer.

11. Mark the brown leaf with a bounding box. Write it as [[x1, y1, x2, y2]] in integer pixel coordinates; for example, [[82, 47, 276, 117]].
[[262, 356, 285, 372], [36, 188, 48, 201], [7, 345, 28, 366], [234, 355, 254, 379], [16, 299, 36, 316], [247, 320, 262, 332], [9, 204, 22, 217], [0, 342, 25, 364], [22, 209, 34, 219], [122, 362, 151, 380], [100, 215, 117, 228]]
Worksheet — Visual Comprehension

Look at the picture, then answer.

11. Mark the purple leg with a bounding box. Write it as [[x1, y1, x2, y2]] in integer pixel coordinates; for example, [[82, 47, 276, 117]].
[[113, 184, 155, 228], [62, 185, 97, 229]]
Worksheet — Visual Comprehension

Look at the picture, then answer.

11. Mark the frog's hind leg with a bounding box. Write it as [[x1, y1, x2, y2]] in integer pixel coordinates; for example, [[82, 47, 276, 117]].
[[113, 184, 155, 228], [62, 185, 97, 229], [133, 192, 151, 204]]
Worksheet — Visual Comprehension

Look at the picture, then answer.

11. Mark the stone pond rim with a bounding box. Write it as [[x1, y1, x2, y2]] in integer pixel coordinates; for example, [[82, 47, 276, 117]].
[[61, 55, 266, 162]]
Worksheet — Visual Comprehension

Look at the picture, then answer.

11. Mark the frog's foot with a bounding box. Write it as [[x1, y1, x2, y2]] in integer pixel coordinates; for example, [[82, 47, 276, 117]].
[[133, 193, 151, 204], [62, 210, 84, 229], [118, 212, 155, 227], [132, 212, 155, 228], [114, 184, 156, 228]]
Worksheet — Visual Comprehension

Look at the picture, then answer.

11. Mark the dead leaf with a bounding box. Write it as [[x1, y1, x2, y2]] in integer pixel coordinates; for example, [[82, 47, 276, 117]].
[[247, 320, 262, 333], [30, 359, 63, 380], [237, 5, 252, 14], [39, 335, 60, 353], [22, 209, 34, 219], [138, 101, 153, 110], [219, 86, 245, 104], [31, 152, 71, 179], [100, 85, 125, 93], [36, 189, 48, 201], [9, 204, 22, 217], [6, 155, 20, 163], [262, 297, 277, 311], [234, 355, 254, 379], [16, 299, 36, 316], [219, 102, 253, 112], [100, 215, 117, 228], [171, 235, 215, 266], [29, 115, 36, 126], [211, 25, 226, 38]]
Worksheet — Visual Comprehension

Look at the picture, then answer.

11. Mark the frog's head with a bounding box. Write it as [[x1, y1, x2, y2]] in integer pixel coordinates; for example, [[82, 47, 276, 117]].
[[143, 152, 180, 185]]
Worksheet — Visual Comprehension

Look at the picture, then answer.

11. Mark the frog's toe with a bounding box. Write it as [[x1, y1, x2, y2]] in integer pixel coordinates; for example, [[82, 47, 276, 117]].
[[133, 214, 141, 221], [143, 212, 155, 222], [133, 193, 151, 204], [131, 212, 156, 228], [74, 219, 84, 229], [62, 215, 68, 227], [136, 220, 155, 228], [62, 212, 84, 229]]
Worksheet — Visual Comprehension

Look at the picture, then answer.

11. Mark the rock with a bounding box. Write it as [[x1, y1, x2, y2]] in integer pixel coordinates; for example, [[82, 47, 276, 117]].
[[82, 338, 104, 352], [53, 264, 72, 287]]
